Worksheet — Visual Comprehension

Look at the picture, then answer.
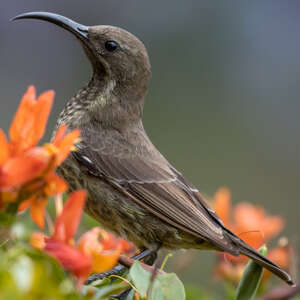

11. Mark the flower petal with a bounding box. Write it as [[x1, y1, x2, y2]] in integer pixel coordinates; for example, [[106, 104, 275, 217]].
[[9, 86, 36, 147], [233, 203, 284, 248], [53, 127, 80, 166], [0, 155, 47, 189], [77, 227, 103, 256], [52, 190, 86, 242], [18, 199, 30, 212], [77, 227, 122, 273], [29, 196, 48, 229], [215, 260, 244, 283], [91, 248, 121, 273], [30, 232, 47, 250], [51, 124, 67, 144], [101, 230, 135, 254], [32, 90, 54, 146], [261, 216, 284, 241], [213, 187, 231, 227], [0, 129, 9, 166], [1, 191, 18, 204], [44, 172, 68, 196], [45, 238, 92, 286], [9, 86, 54, 153]]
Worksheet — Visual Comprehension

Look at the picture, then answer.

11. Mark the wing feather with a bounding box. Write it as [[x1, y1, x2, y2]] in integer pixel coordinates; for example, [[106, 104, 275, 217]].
[[73, 140, 237, 254]]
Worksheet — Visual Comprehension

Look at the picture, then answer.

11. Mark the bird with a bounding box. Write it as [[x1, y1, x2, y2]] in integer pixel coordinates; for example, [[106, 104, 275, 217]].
[[12, 11, 294, 286]]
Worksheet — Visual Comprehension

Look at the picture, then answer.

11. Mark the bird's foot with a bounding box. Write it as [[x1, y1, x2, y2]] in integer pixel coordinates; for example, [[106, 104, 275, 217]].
[[144, 250, 157, 266], [85, 263, 125, 284]]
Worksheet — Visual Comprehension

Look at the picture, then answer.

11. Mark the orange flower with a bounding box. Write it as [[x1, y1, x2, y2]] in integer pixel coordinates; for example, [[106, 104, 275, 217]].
[[232, 203, 283, 249], [50, 124, 80, 166], [212, 187, 291, 285], [30, 190, 92, 287], [0, 130, 10, 166], [213, 187, 231, 228], [212, 187, 284, 255], [0, 86, 80, 229], [30, 191, 125, 287], [0, 149, 48, 189], [100, 229, 136, 255], [51, 190, 86, 243], [9, 86, 53, 155], [30, 232, 47, 250], [215, 259, 245, 283], [0, 85, 53, 188], [0, 86, 55, 204], [77, 228, 136, 273], [23, 126, 79, 228], [45, 239, 92, 287], [18, 171, 68, 229], [77, 228, 122, 273]]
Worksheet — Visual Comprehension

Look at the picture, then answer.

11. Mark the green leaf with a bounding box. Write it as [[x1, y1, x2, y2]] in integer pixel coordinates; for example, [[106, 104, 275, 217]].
[[0, 211, 15, 226], [93, 282, 128, 299], [149, 273, 186, 300], [234, 245, 268, 300], [125, 288, 135, 300], [128, 261, 185, 300], [149, 283, 164, 300], [88, 277, 112, 288], [128, 261, 151, 298]]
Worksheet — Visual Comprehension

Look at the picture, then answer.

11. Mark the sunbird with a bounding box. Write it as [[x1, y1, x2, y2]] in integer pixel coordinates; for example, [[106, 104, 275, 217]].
[[13, 12, 293, 286]]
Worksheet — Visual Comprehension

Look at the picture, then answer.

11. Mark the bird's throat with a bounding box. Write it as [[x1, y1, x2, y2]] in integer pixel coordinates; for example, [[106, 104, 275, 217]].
[[57, 74, 143, 131]]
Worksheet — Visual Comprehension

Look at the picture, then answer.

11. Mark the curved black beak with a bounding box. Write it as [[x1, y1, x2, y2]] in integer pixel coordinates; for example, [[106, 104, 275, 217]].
[[11, 12, 89, 42]]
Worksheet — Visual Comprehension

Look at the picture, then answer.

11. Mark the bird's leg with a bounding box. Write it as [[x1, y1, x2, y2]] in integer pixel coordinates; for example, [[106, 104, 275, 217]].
[[143, 250, 158, 266], [85, 248, 153, 284], [111, 245, 161, 300]]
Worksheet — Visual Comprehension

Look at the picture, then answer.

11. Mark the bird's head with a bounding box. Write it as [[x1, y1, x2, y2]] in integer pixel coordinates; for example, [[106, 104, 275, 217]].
[[12, 12, 151, 102]]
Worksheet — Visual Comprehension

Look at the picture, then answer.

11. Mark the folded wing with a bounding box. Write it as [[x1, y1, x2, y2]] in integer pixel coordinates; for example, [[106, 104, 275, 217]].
[[73, 138, 238, 255]]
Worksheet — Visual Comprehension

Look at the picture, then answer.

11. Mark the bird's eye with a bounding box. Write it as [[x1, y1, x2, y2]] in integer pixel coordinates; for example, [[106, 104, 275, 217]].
[[105, 40, 119, 52]]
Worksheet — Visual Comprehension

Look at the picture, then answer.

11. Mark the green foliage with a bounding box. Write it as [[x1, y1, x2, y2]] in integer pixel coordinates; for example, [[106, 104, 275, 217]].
[[92, 282, 129, 299], [129, 261, 151, 297], [0, 244, 91, 300], [148, 273, 185, 300], [129, 261, 185, 300], [0, 211, 15, 226], [0, 221, 293, 300], [0, 244, 187, 300], [234, 245, 268, 300]]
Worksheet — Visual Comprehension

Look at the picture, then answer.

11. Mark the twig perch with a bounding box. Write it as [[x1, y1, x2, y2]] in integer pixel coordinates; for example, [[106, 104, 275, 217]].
[[118, 255, 165, 275]]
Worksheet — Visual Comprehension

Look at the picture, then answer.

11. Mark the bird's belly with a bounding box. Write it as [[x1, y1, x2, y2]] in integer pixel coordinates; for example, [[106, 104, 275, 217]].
[[57, 160, 206, 250]]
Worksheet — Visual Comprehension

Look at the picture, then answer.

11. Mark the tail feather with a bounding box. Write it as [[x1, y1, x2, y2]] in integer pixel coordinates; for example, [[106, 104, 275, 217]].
[[230, 234, 294, 285]]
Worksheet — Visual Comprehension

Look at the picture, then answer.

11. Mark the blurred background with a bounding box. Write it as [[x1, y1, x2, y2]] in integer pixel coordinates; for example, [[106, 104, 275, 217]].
[[1, 0, 299, 296]]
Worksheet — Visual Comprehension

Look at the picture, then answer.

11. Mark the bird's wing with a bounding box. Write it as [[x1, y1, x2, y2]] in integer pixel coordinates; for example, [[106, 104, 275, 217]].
[[72, 135, 237, 254]]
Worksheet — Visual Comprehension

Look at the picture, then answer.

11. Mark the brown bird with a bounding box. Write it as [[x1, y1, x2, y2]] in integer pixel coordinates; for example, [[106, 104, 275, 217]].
[[12, 12, 293, 285]]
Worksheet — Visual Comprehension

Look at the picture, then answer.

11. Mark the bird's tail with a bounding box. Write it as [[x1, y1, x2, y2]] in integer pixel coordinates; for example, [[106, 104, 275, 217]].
[[228, 233, 294, 286]]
